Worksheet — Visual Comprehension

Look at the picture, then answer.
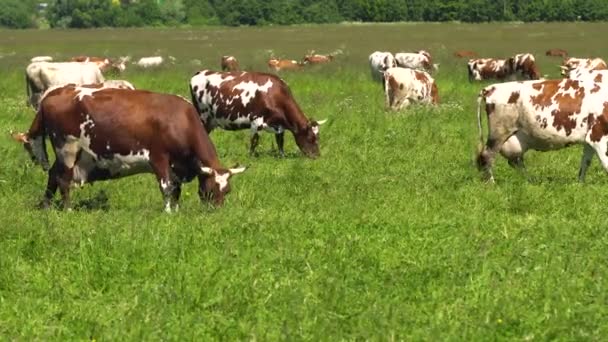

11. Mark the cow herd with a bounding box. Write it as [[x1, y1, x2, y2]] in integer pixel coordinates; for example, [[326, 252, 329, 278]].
[[10, 47, 608, 212]]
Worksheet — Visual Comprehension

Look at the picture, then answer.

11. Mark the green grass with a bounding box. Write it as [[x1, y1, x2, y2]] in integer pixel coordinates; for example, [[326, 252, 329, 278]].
[[1, 23, 608, 340]]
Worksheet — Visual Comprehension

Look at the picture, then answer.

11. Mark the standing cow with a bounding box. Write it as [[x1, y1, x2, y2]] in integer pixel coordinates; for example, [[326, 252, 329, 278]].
[[476, 78, 608, 182], [12, 84, 245, 211], [25, 61, 105, 108], [369, 51, 397, 82], [189, 70, 326, 158], [467, 58, 515, 82], [560, 57, 608, 76], [221, 56, 240, 71], [383, 67, 438, 110], [71, 56, 128, 73], [394, 50, 437, 73], [513, 53, 541, 80]]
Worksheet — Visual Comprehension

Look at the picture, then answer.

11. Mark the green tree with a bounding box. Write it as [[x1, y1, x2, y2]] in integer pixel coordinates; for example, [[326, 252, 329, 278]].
[[0, 0, 36, 28]]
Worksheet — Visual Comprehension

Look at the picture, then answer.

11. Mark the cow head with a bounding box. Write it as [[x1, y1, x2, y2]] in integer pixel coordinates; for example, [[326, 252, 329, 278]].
[[199, 165, 246, 205], [294, 119, 326, 159]]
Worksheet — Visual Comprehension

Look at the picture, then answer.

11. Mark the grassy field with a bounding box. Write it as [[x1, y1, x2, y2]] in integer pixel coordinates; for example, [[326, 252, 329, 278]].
[[1, 22, 608, 340]]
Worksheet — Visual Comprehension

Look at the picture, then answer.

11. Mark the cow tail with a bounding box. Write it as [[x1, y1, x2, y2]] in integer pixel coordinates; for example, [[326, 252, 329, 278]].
[[29, 106, 50, 170], [25, 71, 32, 107], [476, 90, 485, 151]]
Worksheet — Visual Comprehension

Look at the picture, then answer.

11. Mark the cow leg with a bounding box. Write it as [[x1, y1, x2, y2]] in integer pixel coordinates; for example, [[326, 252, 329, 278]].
[[500, 132, 527, 174], [578, 144, 595, 182], [40, 161, 60, 209], [250, 132, 260, 156], [275, 132, 285, 157], [56, 163, 74, 211], [151, 154, 175, 213], [171, 183, 182, 212]]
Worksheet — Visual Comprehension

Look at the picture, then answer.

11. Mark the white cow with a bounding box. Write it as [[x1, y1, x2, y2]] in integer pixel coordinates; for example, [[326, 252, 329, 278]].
[[102, 79, 136, 90], [394, 50, 438, 73], [567, 68, 608, 82], [136, 56, 164, 68], [369, 51, 397, 82], [30, 56, 53, 63], [383, 67, 438, 110], [25, 62, 105, 108]]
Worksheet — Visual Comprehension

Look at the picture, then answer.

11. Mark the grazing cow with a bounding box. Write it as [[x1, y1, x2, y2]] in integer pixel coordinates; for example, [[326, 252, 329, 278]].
[[394, 50, 437, 73], [369, 51, 397, 82], [302, 53, 334, 64], [476, 78, 608, 182], [467, 58, 515, 82], [560, 57, 608, 76], [31, 56, 53, 63], [71, 56, 128, 73], [189, 70, 326, 158], [12, 84, 245, 211], [545, 48, 568, 58], [383, 67, 438, 110], [136, 56, 164, 68], [267, 58, 303, 71], [221, 56, 240, 72], [454, 50, 478, 58], [513, 53, 541, 80], [25, 61, 104, 108]]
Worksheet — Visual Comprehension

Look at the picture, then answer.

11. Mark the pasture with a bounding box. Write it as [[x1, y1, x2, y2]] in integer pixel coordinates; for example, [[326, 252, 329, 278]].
[[1, 22, 608, 340]]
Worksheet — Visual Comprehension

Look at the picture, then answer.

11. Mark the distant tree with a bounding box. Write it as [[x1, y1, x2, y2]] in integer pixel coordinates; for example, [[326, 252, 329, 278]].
[[0, 0, 36, 28]]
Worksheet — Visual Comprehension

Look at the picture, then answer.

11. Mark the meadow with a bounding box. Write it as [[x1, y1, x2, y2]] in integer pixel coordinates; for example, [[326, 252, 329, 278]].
[[1, 22, 608, 340]]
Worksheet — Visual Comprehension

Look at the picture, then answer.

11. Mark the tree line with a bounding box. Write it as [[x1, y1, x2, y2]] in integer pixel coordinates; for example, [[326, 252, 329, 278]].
[[2, 0, 608, 29]]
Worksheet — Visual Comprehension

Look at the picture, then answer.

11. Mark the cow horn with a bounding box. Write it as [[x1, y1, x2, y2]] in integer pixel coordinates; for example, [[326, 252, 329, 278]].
[[200, 166, 214, 175], [316, 119, 327, 125], [229, 165, 247, 174], [559, 65, 569, 70]]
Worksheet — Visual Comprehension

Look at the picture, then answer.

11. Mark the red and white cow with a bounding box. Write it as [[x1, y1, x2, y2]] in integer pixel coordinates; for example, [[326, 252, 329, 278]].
[[302, 53, 334, 64], [221, 55, 240, 71], [383, 67, 438, 110], [467, 58, 515, 82], [369, 51, 397, 82], [560, 57, 608, 76], [476, 78, 608, 182], [545, 48, 568, 58], [394, 50, 437, 73], [267, 58, 303, 71], [189, 70, 326, 158], [71, 56, 128, 73], [513, 53, 541, 80], [12, 84, 245, 211]]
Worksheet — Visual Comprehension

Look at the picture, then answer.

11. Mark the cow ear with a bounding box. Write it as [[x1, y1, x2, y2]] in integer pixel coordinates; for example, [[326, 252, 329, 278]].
[[10, 131, 28, 143], [200, 166, 214, 175]]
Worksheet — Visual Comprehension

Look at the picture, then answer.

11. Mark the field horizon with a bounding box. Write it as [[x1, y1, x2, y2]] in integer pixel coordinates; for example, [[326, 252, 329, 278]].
[[1, 23, 607, 340]]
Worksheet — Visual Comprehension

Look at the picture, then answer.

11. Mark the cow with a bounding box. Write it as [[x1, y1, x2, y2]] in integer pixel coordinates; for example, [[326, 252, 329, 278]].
[[560, 57, 608, 76], [513, 53, 541, 80], [136, 56, 164, 68], [221, 56, 240, 72], [31, 56, 53, 62], [383, 67, 438, 111], [12, 84, 246, 211], [454, 50, 478, 58], [267, 58, 303, 71], [545, 48, 568, 58], [189, 70, 326, 158], [71, 56, 128, 73], [302, 53, 334, 64], [475, 78, 608, 183], [566, 68, 608, 83], [25, 61, 104, 108], [369, 51, 397, 82], [101, 79, 136, 90], [467, 58, 515, 82], [394, 50, 438, 73]]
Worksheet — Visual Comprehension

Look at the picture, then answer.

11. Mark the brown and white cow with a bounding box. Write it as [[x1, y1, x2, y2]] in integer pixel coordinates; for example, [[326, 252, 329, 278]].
[[513, 53, 541, 80], [71, 56, 128, 73], [267, 58, 303, 71], [545, 48, 568, 58], [560, 57, 608, 76], [369, 51, 397, 82], [25, 61, 105, 108], [302, 53, 334, 64], [454, 50, 478, 58], [467, 58, 515, 82], [476, 78, 608, 182], [189, 70, 326, 158], [221, 55, 240, 71], [383, 67, 438, 110], [12, 84, 245, 211], [394, 50, 437, 73]]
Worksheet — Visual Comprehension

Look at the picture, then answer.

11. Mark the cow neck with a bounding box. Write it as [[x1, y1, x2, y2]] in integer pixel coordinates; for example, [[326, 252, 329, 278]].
[[285, 101, 309, 133]]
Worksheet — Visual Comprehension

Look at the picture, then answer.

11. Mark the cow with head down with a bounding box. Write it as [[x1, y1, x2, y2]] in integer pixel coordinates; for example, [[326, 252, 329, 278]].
[[369, 51, 397, 82], [12, 84, 245, 211], [467, 57, 515, 82], [190, 70, 326, 158], [560, 57, 608, 76], [221, 55, 240, 71], [476, 77, 608, 183], [394, 50, 438, 73], [512, 53, 541, 80], [383, 67, 438, 111]]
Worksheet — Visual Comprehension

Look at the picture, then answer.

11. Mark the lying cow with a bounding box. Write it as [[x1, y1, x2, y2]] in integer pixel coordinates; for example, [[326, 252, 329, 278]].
[[31, 56, 53, 63], [476, 78, 608, 182], [12, 84, 245, 211], [267, 58, 303, 71], [513, 53, 541, 80], [190, 70, 326, 158], [302, 53, 334, 64], [136, 56, 164, 68], [383, 67, 438, 110], [545, 48, 568, 58], [394, 50, 437, 73], [102, 79, 136, 90], [454, 50, 478, 58], [467, 58, 515, 82], [369, 51, 397, 82], [221, 55, 240, 71], [560, 57, 608, 76], [25, 61, 104, 108], [71, 55, 128, 73]]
